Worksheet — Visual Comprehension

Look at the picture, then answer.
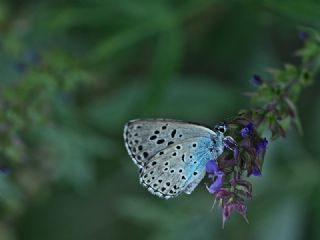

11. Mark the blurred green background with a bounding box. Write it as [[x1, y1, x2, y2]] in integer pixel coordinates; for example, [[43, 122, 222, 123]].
[[0, 0, 320, 239]]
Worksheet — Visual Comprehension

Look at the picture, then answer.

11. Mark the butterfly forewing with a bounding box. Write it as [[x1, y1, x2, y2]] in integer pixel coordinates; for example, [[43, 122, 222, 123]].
[[123, 119, 216, 167]]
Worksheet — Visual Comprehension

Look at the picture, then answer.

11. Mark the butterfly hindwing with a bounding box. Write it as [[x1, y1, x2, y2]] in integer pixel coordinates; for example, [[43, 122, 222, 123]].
[[140, 137, 220, 199], [123, 119, 216, 168]]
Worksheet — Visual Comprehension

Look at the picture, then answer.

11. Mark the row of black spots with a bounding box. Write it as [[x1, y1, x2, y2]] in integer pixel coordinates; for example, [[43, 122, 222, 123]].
[[171, 129, 176, 138]]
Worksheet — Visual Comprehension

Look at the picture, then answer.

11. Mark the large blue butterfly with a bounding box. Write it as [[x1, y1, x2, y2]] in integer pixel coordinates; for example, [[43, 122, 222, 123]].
[[124, 119, 228, 199]]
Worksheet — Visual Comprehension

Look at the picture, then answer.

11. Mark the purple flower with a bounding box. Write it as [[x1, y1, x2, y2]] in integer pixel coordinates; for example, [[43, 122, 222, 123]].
[[299, 31, 309, 41], [206, 160, 218, 173], [240, 123, 254, 138], [206, 171, 224, 194], [205, 160, 224, 194], [0, 166, 11, 175], [222, 201, 248, 228], [252, 167, 261, 176], [256, 137, 268, 155], [222, 204, 233, 228], [250, 74, 263, 87], [233, 147, 239, 161]]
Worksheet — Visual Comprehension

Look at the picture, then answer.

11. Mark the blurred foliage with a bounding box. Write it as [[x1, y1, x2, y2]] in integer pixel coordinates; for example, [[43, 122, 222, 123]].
[[0, 0, 319, 240]]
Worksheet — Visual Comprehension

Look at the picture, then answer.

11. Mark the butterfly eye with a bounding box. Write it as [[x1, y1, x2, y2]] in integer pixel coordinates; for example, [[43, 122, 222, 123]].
[[215, 125, 226, 133], [218, 127, 225, 133]]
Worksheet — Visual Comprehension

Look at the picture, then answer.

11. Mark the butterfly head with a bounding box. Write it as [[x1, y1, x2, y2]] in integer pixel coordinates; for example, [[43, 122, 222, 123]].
[[214, 122, 227, 135]]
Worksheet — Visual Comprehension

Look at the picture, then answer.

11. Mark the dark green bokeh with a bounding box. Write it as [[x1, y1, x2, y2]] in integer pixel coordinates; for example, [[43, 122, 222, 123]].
[[0, 0, 320, 239]]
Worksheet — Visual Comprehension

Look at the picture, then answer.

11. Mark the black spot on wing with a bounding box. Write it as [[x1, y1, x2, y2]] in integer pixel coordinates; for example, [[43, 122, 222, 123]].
[[171, 129, 176, 138]]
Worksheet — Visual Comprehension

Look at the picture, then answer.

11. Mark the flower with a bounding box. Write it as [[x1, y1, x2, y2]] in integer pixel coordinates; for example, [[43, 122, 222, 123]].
[[256, 137, 268, 155], [233, 147, 239, 162], [252, 167, 261, 176], [0, 166, 11, 176], [250, 74, 263, 87], [206, 171, 224, 194], [240, 123, 254, 138], [206, 160, 218, 173], [298, 31, 309, 41], [205, 160, 224, 194], [222, 201, 248, 228]]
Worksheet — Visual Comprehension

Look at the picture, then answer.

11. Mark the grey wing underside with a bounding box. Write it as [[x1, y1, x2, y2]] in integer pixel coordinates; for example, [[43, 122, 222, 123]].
[[123, 119, 220, 199], [123, 119, 216, 167]]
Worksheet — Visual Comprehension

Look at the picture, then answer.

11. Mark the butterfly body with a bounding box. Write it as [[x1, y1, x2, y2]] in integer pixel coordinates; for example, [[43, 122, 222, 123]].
[[123, 119, 226, 199]]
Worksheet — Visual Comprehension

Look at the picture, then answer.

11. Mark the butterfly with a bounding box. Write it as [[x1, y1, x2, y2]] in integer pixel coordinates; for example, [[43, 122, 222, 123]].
[[123, 119, 231, 199]]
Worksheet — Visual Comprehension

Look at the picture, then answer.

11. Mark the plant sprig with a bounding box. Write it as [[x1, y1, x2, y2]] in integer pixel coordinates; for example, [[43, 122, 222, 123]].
[[205, 29, 320, 227]]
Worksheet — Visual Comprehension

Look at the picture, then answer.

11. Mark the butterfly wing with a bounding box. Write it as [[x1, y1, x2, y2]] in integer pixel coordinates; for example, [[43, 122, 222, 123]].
[[123, 119, 216, 168], [140, 136, 222, 199]]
